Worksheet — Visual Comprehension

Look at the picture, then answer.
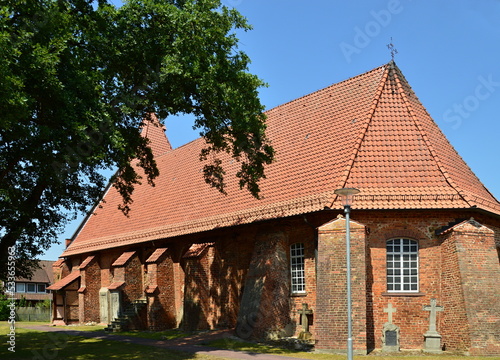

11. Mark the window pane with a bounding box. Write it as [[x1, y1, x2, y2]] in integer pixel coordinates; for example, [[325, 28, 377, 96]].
[[27, 283, 36, 293], [290, 243, 305, 293], [386, 238, 418, 292], [37, 284, 46, 293], [16, 283, 25, 293]]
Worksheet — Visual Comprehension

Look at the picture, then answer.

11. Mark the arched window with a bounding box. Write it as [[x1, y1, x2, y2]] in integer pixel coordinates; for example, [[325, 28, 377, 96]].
[[290, 243, 305, 294], [386, 238, 419, 292]]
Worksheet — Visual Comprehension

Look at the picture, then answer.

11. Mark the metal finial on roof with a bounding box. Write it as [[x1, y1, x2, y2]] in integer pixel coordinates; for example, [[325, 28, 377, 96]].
[[387, 37, 398, 60]]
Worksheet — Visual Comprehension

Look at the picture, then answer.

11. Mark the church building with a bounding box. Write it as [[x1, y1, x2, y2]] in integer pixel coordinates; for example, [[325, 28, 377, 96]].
[[48, 62, 500, 355]]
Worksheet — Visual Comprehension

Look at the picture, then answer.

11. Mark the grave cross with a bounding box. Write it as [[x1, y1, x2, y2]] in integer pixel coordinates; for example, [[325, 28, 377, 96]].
[[297, 303, 313, 333], [423, 298, 443, 333], [384, 303, 397, 324]]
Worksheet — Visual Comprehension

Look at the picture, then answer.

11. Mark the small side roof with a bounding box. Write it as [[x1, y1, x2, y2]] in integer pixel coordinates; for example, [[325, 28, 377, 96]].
[[46, 271, 80, 291]]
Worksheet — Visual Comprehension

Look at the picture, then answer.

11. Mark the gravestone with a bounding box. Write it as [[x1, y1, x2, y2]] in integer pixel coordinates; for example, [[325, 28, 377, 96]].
[[99, 288, 110, 324], [381, 303, 400, 352], [423, 298, 444, 353], [297, 303, 313, 340], [109, 290, 122, 322]]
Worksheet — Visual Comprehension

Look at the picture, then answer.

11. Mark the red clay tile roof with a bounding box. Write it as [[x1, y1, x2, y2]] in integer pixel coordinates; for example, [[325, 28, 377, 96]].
[[79, 255, 95, 270], [47, 271, 80, 291], [52, 259, 65, 268], [437, 217, 488, 236], [108, 281, 125, 290], [183, 243, 214, 259], [145, 248, 168, 263], [62, 61, 500, 257], [141, 114, 172, 157], [111, 251, 136, 267]]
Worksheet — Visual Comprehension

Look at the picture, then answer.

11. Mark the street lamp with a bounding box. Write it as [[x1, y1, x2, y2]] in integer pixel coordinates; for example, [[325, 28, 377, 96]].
[[334, 187, 360, 360]]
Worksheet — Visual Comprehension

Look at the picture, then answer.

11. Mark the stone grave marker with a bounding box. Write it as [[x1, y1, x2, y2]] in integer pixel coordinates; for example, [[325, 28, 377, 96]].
[[382, 303, 400, 352], [297, 303, 313, 340], [423, 298, 444, 353]]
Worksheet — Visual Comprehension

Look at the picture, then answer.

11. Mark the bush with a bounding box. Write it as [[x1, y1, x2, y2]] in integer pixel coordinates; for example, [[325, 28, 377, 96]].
[[18, 296, 28, 308], [37, 299, 51, 309], [0, 294, 12, 321]]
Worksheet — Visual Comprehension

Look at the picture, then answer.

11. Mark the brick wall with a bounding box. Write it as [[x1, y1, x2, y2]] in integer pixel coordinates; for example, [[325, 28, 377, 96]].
[[80, 256, 101, 323], [444, 220, 500, 355], [315, 215, 367, 352], [364, 212, 441, 351], [441, 226, 471, 352], [289, 233, 317, 338], [146, 252, 177, 330], [59, 208, 500, 355], [237, 227, 291, 340], [172, 253, 185, 326], [216, 233, 253, 329], [182, 245, 213, 330]]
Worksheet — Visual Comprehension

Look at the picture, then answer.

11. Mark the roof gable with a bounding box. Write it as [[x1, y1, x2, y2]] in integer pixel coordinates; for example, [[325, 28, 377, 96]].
[[140, 113, 172, 157], [62, 62, 500, 256]]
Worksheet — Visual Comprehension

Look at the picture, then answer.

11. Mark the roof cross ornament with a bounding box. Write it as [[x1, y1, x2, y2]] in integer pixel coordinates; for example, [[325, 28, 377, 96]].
[[387, 37, 398, 60]]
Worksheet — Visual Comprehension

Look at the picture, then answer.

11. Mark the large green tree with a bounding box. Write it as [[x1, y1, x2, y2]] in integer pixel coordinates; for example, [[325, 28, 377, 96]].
[[0, 0, 273, 280]]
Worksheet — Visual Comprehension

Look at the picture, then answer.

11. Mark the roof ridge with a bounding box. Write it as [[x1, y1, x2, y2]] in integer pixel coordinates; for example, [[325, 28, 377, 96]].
[[266, 63, 388, 114], [333, 62, 390, 204], [391, 63, 472, 207]]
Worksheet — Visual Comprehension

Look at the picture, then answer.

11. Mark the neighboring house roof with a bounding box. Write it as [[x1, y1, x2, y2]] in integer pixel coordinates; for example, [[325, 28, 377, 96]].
[[62, 61, 500, 257], [16, 260, 55, 284]]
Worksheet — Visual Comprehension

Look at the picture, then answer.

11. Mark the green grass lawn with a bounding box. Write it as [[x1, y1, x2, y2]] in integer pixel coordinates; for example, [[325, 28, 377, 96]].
[[3, 322, 500, 360], [0, 322, 229, 360], [16, 321, 107, 332]]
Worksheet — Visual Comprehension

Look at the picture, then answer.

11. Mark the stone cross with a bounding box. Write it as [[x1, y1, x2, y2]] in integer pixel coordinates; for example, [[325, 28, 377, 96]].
[[297, 303, 313, 333], [423, 298, 443, 333], [384, 303, 397, 324]]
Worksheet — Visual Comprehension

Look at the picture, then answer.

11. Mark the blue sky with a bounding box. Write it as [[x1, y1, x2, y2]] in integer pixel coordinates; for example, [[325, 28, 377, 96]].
[[43, 0, 500, 259]]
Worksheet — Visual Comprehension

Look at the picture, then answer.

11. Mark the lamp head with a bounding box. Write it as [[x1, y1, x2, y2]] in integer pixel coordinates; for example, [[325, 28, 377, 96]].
[[334, 188, 360, 207]]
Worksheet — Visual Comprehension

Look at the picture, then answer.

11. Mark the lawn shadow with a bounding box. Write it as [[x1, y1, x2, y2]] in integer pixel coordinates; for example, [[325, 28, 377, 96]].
[[1, 328, 203, 360]]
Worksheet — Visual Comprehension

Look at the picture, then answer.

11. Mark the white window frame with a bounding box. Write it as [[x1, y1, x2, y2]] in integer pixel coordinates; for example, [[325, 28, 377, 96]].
[[26, 283, 37, 293], [290, 243, 306, 294], [386, 238, 419, 292], [15, 283, 25, 293], [37, 284, 47, 293]]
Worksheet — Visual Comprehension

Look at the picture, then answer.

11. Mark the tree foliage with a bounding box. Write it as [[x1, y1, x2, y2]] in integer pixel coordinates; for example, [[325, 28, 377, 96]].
[[0, 0, 274, 280]]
